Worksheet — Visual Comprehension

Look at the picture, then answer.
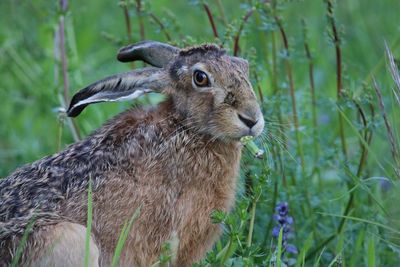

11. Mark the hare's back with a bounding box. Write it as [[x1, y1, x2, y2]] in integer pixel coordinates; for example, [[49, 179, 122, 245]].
[[0, 101, 178, 235]]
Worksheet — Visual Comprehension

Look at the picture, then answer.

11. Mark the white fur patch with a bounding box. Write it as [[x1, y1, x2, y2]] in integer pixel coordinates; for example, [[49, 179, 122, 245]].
[[73, 89, 152, 107]]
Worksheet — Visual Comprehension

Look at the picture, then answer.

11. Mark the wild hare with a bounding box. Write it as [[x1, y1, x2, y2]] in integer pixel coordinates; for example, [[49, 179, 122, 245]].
[[0, 41, 264, 266]]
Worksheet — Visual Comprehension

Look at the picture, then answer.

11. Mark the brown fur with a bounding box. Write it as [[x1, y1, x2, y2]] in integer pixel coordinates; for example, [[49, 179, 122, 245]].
[[0, 42, 264, 266]]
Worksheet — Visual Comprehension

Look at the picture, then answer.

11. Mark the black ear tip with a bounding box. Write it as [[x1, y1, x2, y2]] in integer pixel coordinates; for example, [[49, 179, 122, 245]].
[[67, 93, 87, 117], [67, 86, 96, 117], [117, 44, 140, 62], [117, 52, 132, 63], [116, 53, 125, 62], [67, 104, 86, 117]]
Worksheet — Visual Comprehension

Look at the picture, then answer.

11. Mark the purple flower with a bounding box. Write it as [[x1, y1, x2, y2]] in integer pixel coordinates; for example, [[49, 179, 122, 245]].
[[379, 178, 392, 191], [286, 244, 298, 254], [272, 202, 298, 257], [272, 226, 280, 238], [276, 202, 289, 216]]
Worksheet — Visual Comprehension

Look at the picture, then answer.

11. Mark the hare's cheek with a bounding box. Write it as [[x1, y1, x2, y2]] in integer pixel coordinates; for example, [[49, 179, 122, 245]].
[[212, 89, 226, 105], [201, 91, 216, 110], [222, 109, 242, 131]]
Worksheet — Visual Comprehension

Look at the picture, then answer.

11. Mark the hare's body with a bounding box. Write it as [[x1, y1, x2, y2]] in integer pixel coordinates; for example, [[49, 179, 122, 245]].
[[0, 99, 241, 266], [0, 41, 264, 266]]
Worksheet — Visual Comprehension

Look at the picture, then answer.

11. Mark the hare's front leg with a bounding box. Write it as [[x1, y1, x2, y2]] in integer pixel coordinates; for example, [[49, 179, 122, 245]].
[[27, 222, 99, 267]]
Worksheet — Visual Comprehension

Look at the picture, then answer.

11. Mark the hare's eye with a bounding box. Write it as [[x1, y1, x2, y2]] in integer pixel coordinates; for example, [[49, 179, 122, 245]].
[[193, 70, 209, 87]]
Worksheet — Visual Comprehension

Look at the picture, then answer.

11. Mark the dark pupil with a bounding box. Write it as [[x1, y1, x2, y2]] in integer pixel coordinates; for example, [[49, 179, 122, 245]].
[[196, 72, 206, 84]]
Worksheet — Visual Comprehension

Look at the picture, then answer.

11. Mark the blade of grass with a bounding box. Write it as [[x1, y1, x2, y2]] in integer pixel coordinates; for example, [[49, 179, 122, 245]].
[[84, 179, 93, 267], [111, 206, 141, 267], [318, 212, 400, 234], [296, 232, 313, 267], [11, 216, 36, 267], [219, 236, 237, 267], [312, 246, 326, 267], [367, 237, 376, 267], [385, 41, 400, 101], [327, 251, 343, 267], [325, 0, 347, 160], [344, 166, 389, 215], [372, 78, 400, 178], [276, 227, 283, 267], [337, 106, 392, 178], [349, 228, 365, 267]]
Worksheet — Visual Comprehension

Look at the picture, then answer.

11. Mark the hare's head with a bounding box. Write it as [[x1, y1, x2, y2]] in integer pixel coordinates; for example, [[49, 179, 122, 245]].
[[67, 41, 264, 141]]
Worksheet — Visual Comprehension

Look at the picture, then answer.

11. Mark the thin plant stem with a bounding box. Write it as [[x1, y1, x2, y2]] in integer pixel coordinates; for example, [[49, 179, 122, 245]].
[[326, 0, 347, 160], [233, 7, 255, 56], [149, 13, 172, 41], [385, 41, 400, 103], [255, 7, 272, 88], [262, 160, 278, 246], [271, 31, 278, 95], [363, 36, 400, 86], [270, 19, 288, 179], [254, 72, 264, 102], [246, 199, 257, 247], [274, 15, 305, 175], [244, 169, 253, 199], [220, 238, 233, 267], [302, 19, 320, 172], [203, 3, 219, 39], [57, 116, 64, 151], [121, 0, 133, 43], [58, 0, 80, 141], [215, 0, 228, 26], [135, 0, 145, 41], [119, 0, 135, 69], [354, 100, 373, 176], [59, 16, 69, 102], [373, 78, 400, 177]]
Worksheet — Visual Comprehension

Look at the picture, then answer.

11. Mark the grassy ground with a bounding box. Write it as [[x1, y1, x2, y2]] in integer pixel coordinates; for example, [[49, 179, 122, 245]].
[[1, 0, 400, 265]]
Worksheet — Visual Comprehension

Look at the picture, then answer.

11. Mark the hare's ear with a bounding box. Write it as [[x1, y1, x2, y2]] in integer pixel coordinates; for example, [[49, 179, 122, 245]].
[[117, 40, 179, 68], [231, 57, 249, 76], [67, 68, 168, 117]]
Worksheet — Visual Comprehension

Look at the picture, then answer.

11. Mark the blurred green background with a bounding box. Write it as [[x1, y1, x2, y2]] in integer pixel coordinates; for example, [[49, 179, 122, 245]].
[[1, 0, 400, 265], [0, 0, 398, 176]]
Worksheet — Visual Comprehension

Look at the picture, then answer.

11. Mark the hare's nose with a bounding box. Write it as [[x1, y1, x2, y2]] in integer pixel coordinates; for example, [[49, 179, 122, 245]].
[[238, 113, 258, 128]]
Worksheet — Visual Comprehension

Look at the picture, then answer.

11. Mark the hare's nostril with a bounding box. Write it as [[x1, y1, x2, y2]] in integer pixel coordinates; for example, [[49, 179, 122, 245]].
[[238, 113, 258, 128]]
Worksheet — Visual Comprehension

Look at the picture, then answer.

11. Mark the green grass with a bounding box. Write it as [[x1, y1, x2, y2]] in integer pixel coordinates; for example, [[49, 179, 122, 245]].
[[111, 206, 141, 267], [1, 0, 400, 265], [84, 179, 93, 267], [276, 227, 283, 267], [368, 237, 376, 267], [11, 217, 35, 267]]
